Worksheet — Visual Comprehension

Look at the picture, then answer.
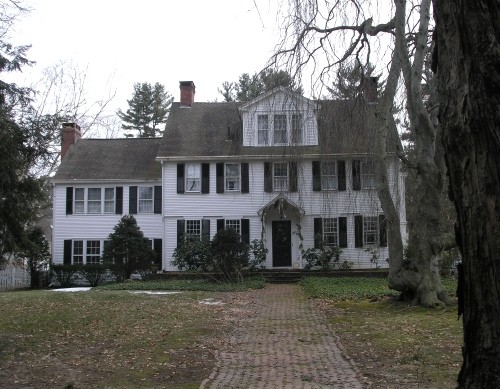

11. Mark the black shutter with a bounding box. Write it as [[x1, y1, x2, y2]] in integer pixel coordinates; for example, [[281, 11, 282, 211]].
[[177, 164, 185, 194], [379, 214, 387, 247], [63, 240, 72, 265], [241, 219, 250, 245], [115, 186, 123, 214], [154, 186, 162, 214], [264, 162, 273, 192], [153, 239, 162, 267], [337, 161, 346, 191], [177, 220, 185, 246], [241, 163, 249, 193], [66, 187, 73, 214], [314, 218, 322, 248], [312, 161, 321, 191], [216, 163, 224, 193], [129, 186, 137, 214], [217, 219, 225, 232], [354, 215, 363, 248], [201, 163, 210, 194], [289, 162, 298, 192], [352, 160, 361, 190], [202, 219, 210, 241], [339, 217, 348, 248]]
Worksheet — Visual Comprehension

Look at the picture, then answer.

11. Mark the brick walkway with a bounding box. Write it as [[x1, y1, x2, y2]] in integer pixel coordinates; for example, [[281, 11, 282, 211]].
[[200, 284, 367, 389]]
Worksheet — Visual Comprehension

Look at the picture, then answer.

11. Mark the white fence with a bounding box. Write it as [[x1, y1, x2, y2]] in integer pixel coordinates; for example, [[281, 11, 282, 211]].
[[0, 266, 30, 291]]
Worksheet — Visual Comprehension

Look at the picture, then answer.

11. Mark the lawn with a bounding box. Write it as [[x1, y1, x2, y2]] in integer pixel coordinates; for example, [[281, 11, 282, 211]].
[[301, 276, 462, 388], [0, 278, 262, 389]]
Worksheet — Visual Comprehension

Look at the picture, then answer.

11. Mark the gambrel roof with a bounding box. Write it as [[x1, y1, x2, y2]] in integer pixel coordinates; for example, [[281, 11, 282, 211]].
[[53, 138, 162, 181]]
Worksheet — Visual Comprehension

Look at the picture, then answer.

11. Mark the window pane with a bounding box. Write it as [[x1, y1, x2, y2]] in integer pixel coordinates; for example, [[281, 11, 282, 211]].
[[87, 188, 101, 214], [273, 163, 288, 191], [186, 164, 201, 192], [225, 164, 240, 191], [186, 220, 201, 236], [225, 219, 241, 235], [363, 216, 378, 245], [258, 115, 269, 145], [273, 114, 287, 144], [138, 186, 153, 213], [86, 240, 101, 264], [321, 161, 337, 190], [362, 160, 376, 189], [74, 188, 85, 214], [323, 218, 338, 246], [73, 240, 83, 264], [104, 188, 115, 213], [291, 114, 303, 144]]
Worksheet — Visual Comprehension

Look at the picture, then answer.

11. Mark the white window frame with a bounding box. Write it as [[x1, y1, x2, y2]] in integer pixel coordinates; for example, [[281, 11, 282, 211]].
[[72, 240, 102, 265], [138, 186, 154, 213], [361, 160, 376, 189], [363, 216, 379, 246], [257, 114, 269, 145], [74, 187, 115, 215], [273, 114, 288, 145], [225, 163, 241, 192], [185, 163, 201, 193], [291, 113, 303, 144], [321, 161, 337, 190], [225, 219, 241, 235], [323, 218, 339, 247], [273, 162, 288, 191], [185, 220, 201, 237]]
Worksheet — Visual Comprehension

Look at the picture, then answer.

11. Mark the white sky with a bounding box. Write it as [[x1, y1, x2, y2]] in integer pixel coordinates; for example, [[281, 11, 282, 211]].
[[8, 0, 280, 122]]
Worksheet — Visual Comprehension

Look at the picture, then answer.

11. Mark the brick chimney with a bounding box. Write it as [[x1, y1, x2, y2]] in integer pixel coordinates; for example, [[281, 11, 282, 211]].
[[179, 81, 195, 107], [61, 122, 81, 160], [363, 76, 378, 104]]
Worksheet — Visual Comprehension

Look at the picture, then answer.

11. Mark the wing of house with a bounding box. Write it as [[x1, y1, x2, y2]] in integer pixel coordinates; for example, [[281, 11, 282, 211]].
[[51, 81, 407, 270]]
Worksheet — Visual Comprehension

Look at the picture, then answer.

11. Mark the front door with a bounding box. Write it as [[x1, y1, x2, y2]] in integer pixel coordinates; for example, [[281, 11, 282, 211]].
[[272, 220, 292, 267]]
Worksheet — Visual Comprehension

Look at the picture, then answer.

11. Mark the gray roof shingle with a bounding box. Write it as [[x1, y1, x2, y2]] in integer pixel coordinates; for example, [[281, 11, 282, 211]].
[[53, 138, 162, 181]]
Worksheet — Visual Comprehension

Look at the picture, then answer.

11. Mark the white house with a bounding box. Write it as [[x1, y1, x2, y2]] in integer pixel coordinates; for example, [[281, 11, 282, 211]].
[[51, 81, 407, 270]]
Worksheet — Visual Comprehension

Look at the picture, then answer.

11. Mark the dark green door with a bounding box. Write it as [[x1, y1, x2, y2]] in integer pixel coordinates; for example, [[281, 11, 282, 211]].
[[272, 220, 292, 267]]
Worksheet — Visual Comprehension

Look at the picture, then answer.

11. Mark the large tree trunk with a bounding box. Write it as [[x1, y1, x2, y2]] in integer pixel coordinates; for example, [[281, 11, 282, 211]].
[[435, 0, 500, 386]]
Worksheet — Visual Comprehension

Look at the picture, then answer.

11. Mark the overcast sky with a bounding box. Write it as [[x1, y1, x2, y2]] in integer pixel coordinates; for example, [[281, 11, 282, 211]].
[[7, 0, 281, 130]]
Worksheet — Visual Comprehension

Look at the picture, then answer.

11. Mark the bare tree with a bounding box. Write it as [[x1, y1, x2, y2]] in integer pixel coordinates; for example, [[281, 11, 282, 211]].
[[270, 0, 452, 306], [434, 0, 500, 386]]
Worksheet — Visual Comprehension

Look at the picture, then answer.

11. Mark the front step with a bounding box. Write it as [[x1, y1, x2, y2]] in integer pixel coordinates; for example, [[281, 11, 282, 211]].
[[262, 271, 303, 284]]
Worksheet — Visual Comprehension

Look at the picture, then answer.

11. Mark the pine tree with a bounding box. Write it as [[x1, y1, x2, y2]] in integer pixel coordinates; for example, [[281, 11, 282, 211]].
[[101, 215, 155, 281], [117, 82, 173, 138]]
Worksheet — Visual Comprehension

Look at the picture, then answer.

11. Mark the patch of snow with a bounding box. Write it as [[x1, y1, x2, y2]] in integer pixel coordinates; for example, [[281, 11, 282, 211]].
[[199, 298, 224, 305], [52, 287, 92, 292], [129, 291, 181, 295]]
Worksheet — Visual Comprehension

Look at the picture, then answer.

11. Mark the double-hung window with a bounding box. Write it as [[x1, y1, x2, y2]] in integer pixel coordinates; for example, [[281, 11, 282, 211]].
[[138, 187, 153, 213], [273, 114, 287, 144], [257, 115, 269, 145], [185, 164, 201, 192], [74, 188, 85, 214], [362, 160, 376, 189], [73, 240, 84, 264], [363, 216, 379, 246], [321, 161, 337, 190], [104, 188, 115, 213], [225, 219, 241, 235], [186, 220, 201, 237], [322, 218, 339, 246], [273, 163, 288, 191], [87, 188, 102, 213], [225, 164, 240, 191], [86, 240, 101, 264]]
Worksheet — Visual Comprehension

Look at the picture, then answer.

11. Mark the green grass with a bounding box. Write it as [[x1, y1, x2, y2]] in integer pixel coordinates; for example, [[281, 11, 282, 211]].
[[94, 276, 266, 292], [300, 276, 461, 388]]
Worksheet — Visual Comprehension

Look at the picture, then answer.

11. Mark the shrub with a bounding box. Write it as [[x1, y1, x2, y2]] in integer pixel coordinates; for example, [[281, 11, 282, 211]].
[[209, 228, 249, 280], [249, 239, 268, 270], [171, 234, 210, 271], [80, 264, 107, 287], [51, 264, 79, 287], [303, 244, 343, 271]]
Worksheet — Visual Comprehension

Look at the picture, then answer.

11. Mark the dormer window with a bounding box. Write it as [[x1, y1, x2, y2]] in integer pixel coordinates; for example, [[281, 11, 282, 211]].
[[257, 115, 269, 145], [255, 112, 306, 146], [273, 115, 287, 144]]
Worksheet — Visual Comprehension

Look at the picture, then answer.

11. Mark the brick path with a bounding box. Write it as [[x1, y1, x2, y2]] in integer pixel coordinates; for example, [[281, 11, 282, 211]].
[[200, 284, 367, 389]]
